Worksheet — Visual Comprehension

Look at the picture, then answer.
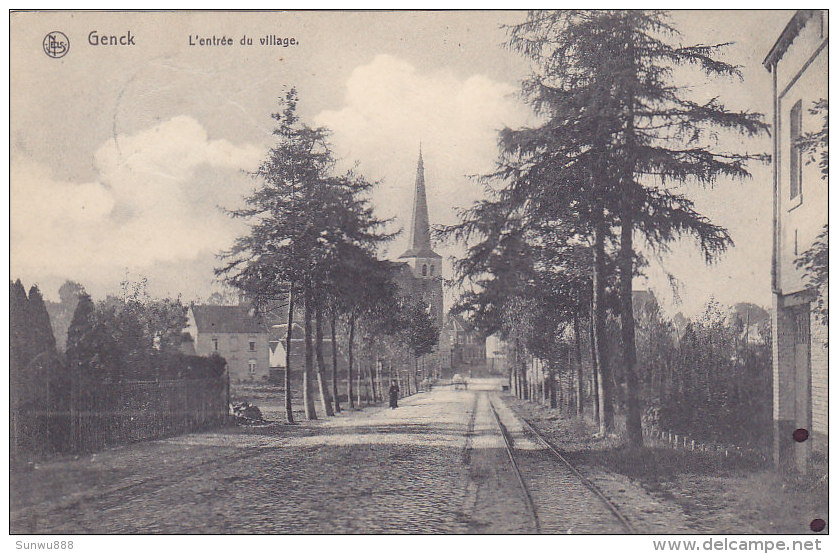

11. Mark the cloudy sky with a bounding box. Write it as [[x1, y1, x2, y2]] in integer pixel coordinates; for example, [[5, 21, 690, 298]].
[[10, 10, 794, 316]]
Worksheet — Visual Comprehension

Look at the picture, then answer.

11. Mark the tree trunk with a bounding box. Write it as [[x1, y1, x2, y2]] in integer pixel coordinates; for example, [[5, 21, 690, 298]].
[[330, 315, 341, 413], [574, 314, 584, 417], [302, 282, 317, 420], [541, 361, 547, 404], [621, 37, 643, 447], [377, 354, 382, 400], [356, 360, 363, 407], [284, 289, 295, 424], [559, 371, 565, 412], [348, 315, 356, 409], [543, 363, 550, 404], [510, 364, 516, 397], [376, 357, 384, 401], [314, 301, 334, 416], [593, 219, 614, 434], [530, 366, 536, 402], [519, 350, 529, 400], [589, 311, 601, 428], [620, 190, 643, 448], [659, 355, 669, 406], [366, 348, 376, 404], [512, 343, 521, 398], [549, 367, 557, 409]]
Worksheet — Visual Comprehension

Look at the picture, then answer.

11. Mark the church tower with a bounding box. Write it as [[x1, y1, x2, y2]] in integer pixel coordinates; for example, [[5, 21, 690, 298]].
[[398, 147, 444, 330]]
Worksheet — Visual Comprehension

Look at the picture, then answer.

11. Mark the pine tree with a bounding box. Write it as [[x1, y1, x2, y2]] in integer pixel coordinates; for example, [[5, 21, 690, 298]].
[[401, 298, 439, 389], [65, 293, 96, 451], [10, 280, 31, 458], [28, 285, 57, 357], [219, 89, 327, 421], [66, 293, 97, 376], [506, 10, 768, 445], [47, 280, 84, 351], [10, 279, 30, 374], [219, 88, 392, 420], [440, 202, 536, 399], [336, 254, 400, 409]]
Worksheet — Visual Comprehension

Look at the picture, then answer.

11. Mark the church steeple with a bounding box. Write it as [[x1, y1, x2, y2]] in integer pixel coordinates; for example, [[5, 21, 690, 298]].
[[409, 145, 431, 251], [399, 146, 442, 261], [396, 145, 445, 337]]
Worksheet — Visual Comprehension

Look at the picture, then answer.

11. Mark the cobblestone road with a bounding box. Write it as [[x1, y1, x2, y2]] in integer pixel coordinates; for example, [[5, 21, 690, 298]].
[[11, 386, 658, 534]]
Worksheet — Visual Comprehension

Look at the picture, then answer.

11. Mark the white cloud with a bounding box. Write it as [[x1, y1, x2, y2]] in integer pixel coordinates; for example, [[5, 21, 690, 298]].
[[315, 54, 531, 260], [11, 116, 262, 296]]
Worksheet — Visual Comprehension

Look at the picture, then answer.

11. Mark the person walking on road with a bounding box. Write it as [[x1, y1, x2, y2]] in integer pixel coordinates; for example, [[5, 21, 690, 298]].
[[389, 381, 400, 409]]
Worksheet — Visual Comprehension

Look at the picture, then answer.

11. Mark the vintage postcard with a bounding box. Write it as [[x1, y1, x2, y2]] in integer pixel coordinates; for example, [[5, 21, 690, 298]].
[[8, 9, 829, 541]]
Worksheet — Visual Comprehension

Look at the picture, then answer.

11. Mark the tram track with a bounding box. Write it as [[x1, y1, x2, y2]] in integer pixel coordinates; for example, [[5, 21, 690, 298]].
[[487, 395, 542, 533], [487, 393, 636, 534]]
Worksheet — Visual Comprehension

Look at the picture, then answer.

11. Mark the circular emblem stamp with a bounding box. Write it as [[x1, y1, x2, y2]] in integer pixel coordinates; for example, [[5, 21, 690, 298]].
[[43, 31, 70, 58]]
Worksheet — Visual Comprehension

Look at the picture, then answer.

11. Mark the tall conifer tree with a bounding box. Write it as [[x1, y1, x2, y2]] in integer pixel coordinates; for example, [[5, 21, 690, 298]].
[[28, 285, 57, 357], [506, 10, 768, 444]]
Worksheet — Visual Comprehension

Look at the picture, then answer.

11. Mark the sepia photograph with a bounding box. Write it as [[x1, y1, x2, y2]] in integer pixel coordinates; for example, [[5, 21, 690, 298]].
[[7, 8, 830, 541]]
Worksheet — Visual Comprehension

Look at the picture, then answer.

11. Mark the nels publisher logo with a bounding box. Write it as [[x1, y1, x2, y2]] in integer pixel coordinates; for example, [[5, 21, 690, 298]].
[[43, 31, 69, 58]]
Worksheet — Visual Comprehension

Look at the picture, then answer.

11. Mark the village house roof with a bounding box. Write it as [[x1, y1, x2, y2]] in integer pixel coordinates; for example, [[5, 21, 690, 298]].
[[190, 305, 266, 334], [268, 325, 347, 369], [632, 289, 658, 312], [268, 323, 308, 342], [447, 314, 474, 333]]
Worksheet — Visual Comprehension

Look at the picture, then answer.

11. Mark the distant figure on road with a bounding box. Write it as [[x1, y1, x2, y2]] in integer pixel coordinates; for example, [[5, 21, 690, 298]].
[[389, 381, 400, 409]]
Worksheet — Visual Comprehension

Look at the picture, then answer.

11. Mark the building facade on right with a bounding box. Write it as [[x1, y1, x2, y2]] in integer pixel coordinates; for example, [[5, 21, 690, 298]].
[[763, 10, 828, 473]]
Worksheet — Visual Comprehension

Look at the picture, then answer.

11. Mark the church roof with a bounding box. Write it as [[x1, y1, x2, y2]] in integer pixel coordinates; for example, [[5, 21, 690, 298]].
[[400, 146, 442, 260], [398, 246, 442, 259]]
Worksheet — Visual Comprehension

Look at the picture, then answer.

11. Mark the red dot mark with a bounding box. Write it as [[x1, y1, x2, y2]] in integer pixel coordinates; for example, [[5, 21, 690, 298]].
[[810, 519, 826, 532], [793, 428, 809, 442]]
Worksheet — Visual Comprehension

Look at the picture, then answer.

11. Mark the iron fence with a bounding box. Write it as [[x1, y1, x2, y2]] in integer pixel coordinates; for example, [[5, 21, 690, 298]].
[[11, 371, 229, 463]]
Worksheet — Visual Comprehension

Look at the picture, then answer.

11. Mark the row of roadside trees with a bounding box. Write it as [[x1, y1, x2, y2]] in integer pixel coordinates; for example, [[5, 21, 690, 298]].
[[217, 88, 439, 424], [442, 10, 769, 447]]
